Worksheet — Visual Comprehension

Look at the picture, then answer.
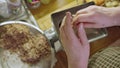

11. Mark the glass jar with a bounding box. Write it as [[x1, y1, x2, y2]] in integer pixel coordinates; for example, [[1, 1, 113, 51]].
[[6, 0, 22, 15]]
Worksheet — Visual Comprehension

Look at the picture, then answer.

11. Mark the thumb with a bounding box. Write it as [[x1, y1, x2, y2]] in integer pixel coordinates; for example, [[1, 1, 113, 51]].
[[78, 23, 89, 46]]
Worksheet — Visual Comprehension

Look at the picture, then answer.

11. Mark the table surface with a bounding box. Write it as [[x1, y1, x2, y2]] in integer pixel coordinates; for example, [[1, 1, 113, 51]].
[[30, 0, 83, 31], [29, 0, 120, 68]]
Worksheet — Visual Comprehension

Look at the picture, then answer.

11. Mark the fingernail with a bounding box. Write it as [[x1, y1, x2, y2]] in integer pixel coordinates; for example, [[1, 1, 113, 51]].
[[80, 23, 83, 29], [66, 12, 70, 15], [66, 12, 72, 17]]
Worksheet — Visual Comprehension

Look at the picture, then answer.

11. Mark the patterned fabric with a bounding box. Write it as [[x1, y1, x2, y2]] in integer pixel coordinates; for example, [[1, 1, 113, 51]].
[[88, 46, 120, 68]]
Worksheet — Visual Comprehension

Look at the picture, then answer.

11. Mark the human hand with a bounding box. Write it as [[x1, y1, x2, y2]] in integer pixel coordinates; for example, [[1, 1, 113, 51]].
[[59, 12, 90, 68], [73, 5, 120, 28]]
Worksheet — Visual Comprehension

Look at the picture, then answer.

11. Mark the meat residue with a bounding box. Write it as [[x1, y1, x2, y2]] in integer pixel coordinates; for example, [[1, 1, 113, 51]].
[[0, 23, 51, 64]]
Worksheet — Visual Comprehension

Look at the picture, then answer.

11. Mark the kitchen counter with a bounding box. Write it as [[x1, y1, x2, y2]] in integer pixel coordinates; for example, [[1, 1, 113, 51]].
[[30, 0, 83, 31], [29, 0, 120, 68]]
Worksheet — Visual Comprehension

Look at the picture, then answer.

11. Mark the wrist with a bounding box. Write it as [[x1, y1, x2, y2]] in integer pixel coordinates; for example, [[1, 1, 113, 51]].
[[68, 58, 88, 68]]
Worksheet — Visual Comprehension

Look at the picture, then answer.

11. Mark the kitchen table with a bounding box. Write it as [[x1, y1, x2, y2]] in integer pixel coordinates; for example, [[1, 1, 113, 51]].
[[29, 0, 120, 68]]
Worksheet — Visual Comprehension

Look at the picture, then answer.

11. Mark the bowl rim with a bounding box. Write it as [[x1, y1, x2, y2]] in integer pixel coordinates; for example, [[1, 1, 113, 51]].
[[0, 21, 44, 34]]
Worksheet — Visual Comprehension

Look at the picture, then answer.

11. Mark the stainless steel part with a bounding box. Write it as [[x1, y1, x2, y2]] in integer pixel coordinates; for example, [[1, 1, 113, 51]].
[[0, 20, 54, 48], [0, 21, 54, 47], [0, 21, 44, 34], [0, 21, 57, 68]]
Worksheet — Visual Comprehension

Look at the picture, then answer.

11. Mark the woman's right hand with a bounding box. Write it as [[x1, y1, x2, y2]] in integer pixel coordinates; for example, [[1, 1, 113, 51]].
[[73, 5, 120, 28], [60, 12, 90, 68]]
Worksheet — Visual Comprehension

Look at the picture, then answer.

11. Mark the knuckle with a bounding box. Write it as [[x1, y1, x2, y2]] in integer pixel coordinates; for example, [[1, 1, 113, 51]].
[[88, 5, 98, 11], [76, 10, 80, 14]]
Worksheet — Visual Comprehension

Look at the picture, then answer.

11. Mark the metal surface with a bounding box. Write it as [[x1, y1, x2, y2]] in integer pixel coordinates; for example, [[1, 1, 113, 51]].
[[0, 0, 56, 46], [51, 2, 108, 42], [0, 21, 44, 35], [0, 21, 57, 68], [0, 1, 57, 67], [0, 20, 55, 48]]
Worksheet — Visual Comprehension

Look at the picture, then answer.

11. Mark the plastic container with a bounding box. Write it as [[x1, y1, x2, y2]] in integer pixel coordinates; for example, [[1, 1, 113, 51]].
[[25, 0, 40, 9], [41, 0, 50, 4]]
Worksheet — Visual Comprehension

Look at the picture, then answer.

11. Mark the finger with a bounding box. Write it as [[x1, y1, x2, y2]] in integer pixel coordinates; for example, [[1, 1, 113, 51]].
[[61, 12, 72, 29], [63, 12, 78, 40], [75, 8, 89, 16], [77, 23, 89, 46], [72, 12, 96, 26], [84, 23, 99, 28], [59, 26, 67, 43], [61, 16, 66, 28], [64, 12, 72, 28], [60, 12, 74, 41]]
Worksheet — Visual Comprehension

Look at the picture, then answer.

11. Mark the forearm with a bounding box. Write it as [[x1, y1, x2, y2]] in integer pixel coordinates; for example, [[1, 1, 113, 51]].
[[112, 7, 120, 26]]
